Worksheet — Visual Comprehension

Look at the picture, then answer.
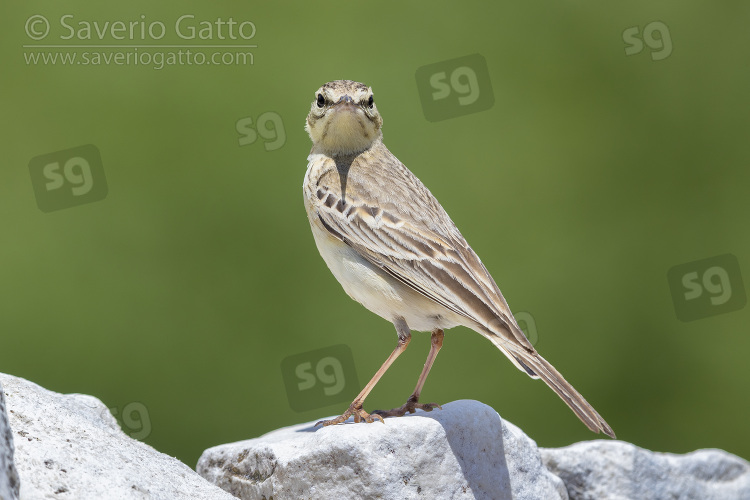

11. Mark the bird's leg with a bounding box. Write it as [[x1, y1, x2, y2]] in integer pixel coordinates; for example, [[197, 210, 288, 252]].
[[316, 318, 411, 426], [373, 329, 444, 418]]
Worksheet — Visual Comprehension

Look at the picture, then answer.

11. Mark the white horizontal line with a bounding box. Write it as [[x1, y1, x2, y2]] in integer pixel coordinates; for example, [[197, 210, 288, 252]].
[[22, 45, 258, 48]]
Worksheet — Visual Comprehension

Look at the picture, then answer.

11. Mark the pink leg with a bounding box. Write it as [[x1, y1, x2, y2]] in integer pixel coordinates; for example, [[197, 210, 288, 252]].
[[317, 319, 412, 426], [373, 329, 444, 418]]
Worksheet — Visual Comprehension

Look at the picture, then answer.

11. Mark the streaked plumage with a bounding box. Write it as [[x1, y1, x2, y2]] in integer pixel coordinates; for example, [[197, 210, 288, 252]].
[[303, 80, 614, 438]]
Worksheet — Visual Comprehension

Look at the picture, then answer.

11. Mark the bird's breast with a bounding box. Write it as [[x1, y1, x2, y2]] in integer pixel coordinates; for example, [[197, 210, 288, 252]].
[[303, 153, 462, 332]]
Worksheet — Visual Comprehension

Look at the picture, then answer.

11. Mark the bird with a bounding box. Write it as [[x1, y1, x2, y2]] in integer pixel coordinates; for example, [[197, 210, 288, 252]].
[[302, 79, 615, 438]]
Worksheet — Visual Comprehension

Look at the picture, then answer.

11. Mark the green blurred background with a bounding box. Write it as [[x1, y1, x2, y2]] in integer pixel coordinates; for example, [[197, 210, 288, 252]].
[[2, 1, 749, 468]]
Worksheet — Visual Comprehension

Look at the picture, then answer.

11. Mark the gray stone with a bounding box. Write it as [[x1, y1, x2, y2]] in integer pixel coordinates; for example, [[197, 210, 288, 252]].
[[541, 440, 750, 500], [0, 380, 20, 500], [6, 370, 748, 500], [0, 373, 234, 500], [197, 399, 568, 500]]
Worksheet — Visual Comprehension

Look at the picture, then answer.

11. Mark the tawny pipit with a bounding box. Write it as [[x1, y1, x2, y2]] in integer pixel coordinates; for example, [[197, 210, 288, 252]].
[[303, 80, 615, 438]]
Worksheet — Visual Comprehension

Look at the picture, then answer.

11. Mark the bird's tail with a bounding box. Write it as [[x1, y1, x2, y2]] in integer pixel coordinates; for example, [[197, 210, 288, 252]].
[[483, 327, 616, 438]]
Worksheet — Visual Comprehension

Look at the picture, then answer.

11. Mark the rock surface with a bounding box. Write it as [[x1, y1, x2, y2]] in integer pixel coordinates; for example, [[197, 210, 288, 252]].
[[199, 400, 750, 500], [0, 373, 235, 500], [197, 400, 568, 500], [0, 380, 20, 500], [541, 440, 750, 500], [3, 371, 750, 500]]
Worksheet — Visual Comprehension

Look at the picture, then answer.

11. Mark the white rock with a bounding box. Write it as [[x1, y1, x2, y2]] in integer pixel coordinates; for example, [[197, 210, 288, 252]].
[[541, 440, 750, 500], [1, 380, 20, 500], [197, 399, 568, 500], [0, 373, 235, 500]]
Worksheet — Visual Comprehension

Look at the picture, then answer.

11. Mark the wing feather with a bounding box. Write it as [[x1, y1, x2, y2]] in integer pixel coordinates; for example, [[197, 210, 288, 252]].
[[314, 183, 534, 350]]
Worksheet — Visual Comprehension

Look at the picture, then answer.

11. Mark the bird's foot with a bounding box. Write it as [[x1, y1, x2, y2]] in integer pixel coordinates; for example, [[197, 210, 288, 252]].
[[371, 397, 442, 418], [315, 403, 385, 427]]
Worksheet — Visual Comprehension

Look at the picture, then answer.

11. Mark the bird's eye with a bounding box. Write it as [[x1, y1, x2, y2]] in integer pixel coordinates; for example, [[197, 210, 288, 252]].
[[316, 94, 325, 108], [368, 95, 374, 109]]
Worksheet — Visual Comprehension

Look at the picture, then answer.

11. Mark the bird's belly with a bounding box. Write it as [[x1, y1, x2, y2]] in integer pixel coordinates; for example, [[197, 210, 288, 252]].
[[311, 225, 460, 332]]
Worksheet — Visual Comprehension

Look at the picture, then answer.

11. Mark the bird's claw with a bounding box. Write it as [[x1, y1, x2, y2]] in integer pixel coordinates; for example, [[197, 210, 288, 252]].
[[315, 404, 385, 427], [372, 400, 442, 418]]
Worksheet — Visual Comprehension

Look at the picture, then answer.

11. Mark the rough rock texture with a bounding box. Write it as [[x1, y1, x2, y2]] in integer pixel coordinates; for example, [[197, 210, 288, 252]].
[[541, 440, 750, 500], [0, 373, 235, 500], [197, 400, 568, 500], [199, 400, 750, 500], [4, 371, 749, 500], [0, 381, 20, 500]]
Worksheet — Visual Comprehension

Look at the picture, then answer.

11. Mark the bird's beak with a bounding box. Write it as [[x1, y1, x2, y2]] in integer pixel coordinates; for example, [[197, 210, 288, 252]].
[[333, 95, 357, 111]]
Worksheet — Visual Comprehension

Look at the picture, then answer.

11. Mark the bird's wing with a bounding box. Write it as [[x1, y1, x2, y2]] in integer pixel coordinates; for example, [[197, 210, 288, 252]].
[[310, 155, 616, 439], [312, 178, 534, 351]]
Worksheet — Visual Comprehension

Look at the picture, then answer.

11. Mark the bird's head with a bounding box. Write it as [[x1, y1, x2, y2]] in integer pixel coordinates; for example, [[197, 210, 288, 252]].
[[305, 80, 383, 156]]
